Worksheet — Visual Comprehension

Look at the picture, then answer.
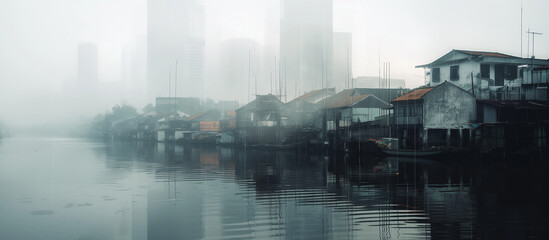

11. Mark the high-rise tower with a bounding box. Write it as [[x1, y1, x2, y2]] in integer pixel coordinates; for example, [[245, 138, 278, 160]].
[[280, 0, 333, 99], [147, 0, 205, 101]]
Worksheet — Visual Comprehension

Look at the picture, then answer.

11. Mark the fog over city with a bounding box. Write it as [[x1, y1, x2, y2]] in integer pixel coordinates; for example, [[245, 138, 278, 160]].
[[1, 0, 548, 132], [2, 1, 549, 239]]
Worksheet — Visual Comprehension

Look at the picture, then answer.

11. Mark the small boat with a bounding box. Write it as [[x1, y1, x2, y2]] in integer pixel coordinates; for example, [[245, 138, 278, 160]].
[[381, 149, 442, 157], [377, 137, 443, 157]]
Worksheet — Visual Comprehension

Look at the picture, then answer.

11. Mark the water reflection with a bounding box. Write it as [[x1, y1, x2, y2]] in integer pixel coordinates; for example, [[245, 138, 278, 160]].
[[0, 137, 547, 239]]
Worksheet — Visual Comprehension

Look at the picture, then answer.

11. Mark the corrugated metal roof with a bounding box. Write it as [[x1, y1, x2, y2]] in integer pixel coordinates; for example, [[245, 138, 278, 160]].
[[391, 88, 433, 102], [326, 93, 370, 108], [416, 49, 520, 68], [290, 88, 334, 104], [294, 89, 322, 101], [534, 65, 549, 70], [458, 50, 516, 58]]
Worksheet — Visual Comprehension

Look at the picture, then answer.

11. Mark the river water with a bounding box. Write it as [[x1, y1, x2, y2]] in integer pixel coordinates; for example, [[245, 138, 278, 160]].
[[0, 137, 546, 239]]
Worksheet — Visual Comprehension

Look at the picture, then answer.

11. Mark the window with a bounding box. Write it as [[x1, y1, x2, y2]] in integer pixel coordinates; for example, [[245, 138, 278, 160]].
[[408, 106, 415, 117], [450, 65, 459, 81], [397, 106, 404, 117], [431, 68, 440, 83], [480, 64, 490, 78], [504, 65, 517, 80]]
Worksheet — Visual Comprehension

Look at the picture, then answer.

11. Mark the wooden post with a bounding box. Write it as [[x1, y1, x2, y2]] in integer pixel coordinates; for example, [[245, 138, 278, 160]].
[[423, 128, 429, 149]]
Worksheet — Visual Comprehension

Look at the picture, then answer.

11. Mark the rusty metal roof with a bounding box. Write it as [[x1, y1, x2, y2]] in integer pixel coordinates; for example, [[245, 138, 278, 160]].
[[326, 93, 370, 108], [391, 88, 433, 102], [290, 88, 335, 104], [185, 112, 206, 121]]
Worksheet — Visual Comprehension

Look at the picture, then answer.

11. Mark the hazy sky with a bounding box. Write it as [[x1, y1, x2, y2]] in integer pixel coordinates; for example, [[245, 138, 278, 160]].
[[1, 0, 548, 126]]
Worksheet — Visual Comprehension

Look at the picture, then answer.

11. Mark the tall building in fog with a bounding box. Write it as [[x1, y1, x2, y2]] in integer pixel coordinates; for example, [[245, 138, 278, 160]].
[[147, 0, 205, 101], [332, 32, 352, 91], [280, 0, 333, 99], [219, 38, 259, 101], [77, 43, 98, 85], [121, 36, 148, 106]]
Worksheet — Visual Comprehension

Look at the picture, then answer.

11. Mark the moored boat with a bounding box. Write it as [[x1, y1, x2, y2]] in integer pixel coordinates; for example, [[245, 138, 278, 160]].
[[377, 137, 444, 157], [381, 149, 442, 157]]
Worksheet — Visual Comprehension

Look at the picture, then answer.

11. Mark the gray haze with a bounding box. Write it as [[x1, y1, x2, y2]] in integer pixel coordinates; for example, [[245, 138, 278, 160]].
[[1, 0, 548, 130]]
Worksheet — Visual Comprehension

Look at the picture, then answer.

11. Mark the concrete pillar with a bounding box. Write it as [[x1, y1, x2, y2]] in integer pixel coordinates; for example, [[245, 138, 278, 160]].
[[470, 128, 474, 146], [446, 129, 451, 147]]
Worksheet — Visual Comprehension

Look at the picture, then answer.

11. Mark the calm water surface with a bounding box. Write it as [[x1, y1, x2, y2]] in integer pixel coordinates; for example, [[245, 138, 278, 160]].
[[0, 137, 546, 239]]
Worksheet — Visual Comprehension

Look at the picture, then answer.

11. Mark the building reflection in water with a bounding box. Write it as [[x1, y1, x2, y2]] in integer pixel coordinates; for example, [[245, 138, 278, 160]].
[[95, 140, 548, 239]]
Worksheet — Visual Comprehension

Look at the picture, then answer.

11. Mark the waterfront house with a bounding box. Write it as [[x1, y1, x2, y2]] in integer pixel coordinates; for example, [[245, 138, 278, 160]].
[[391, 81, 476, 150], [416, 49, 549, 100], [522, 65, 549, 101], [177, 110, 221, 143], [283, 88, 335, 128], [281, 88, 335, 146], [322, 89, 391, 150], [218, 110, 236, 144], [156, 111, 188, 142], [236, 94, 284, 146], [476, 100, 549, 153]]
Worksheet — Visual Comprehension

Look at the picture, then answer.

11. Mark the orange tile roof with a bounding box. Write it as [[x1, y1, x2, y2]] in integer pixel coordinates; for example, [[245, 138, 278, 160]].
[[391, 88, 433, 102]]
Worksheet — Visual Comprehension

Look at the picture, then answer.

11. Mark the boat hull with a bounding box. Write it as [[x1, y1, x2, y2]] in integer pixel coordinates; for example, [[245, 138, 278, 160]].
[[382, 149, 442, 157]]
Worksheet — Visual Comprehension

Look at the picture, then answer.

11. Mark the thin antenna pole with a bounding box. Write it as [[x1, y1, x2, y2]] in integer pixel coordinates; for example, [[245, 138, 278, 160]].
[[526, 29, 543, 58], [527, 28, 530, 58], [532, 31, 542, 57], [346, 46, 350, 90], [254, 46, 257, 97], [279, 57, 282, 100], [174, 60, 178, 110], [175, 60, 178, 99], [378, 50, 381, 89], [248, 51, 251, 101], [284, 63, 287, 103], [274, 56, 277, 95], [389, 62, 391, 90]]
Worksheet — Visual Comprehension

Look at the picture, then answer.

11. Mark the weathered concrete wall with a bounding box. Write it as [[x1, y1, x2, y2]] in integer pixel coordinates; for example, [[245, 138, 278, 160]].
[[423, 82, 476, 129]]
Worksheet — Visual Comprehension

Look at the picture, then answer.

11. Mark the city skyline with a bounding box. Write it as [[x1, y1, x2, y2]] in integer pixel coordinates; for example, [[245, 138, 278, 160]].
[[1, 0, 548, 126]]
